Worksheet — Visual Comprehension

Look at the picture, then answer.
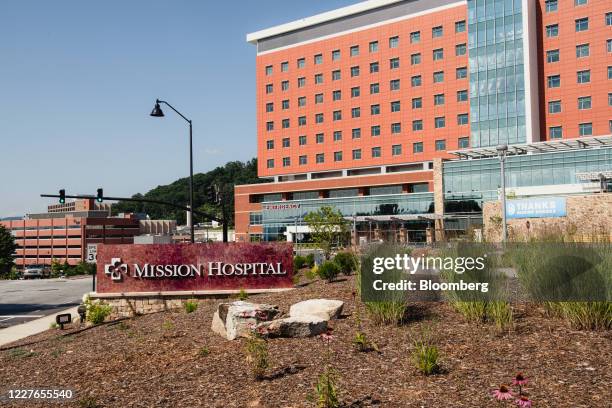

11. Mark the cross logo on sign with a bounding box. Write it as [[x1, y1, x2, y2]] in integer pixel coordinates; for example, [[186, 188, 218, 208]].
[[104, 258, 128, 281]]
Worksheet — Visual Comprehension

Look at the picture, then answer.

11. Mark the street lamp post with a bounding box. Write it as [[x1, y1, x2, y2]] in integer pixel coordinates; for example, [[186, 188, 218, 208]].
[[150, 99, 195, 243], [496, 144, 509, 243]]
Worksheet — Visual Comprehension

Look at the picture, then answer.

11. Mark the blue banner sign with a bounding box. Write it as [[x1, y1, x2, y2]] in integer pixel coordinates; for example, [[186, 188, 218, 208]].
[[506, 197, 567, 219]]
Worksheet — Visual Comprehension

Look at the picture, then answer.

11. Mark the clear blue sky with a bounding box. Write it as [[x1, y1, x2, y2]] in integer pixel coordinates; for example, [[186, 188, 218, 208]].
[[0, 0, 358, 217]]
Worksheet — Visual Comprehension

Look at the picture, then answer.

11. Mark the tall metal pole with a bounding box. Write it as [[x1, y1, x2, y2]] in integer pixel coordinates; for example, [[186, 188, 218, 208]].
[[498, 147, 508, 243], [189, 120, 195, 243]]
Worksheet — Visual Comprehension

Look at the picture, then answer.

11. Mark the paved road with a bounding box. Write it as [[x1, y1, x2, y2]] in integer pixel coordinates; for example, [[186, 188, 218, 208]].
[[0, 277, 91, 329]]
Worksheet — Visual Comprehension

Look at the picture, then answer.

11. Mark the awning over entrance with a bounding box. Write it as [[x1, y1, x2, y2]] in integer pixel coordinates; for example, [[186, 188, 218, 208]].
[[347, 214, 444, 222]]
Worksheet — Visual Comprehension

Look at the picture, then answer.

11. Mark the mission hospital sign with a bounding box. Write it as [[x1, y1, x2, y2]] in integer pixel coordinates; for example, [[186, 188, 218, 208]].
[[96, 243, 293, 294]]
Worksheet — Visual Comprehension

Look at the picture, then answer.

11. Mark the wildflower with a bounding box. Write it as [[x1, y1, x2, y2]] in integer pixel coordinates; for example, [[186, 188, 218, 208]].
[[516, 396, 532, 408], [512, 373, 528, 387], [492, 385, 513, 401], [320, 327, 335, 342]]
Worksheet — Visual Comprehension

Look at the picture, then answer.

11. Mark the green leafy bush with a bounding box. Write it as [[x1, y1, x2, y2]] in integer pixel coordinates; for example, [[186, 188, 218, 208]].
[[488, 301, 514, 332], [333, 252, 358, 275], [317, 261, 341, 282], [412, 340, 440, 376], [87, 302, 112, 325], [293, 255, 307, 271], [184, 299, 198, 314], [546, 302, 611, 330], [244, 334, 269, 381], [238, 288, 249, 301], [314, 368, 340, 408], [365, 301, 406, 326], [305, 253, 315, 268]]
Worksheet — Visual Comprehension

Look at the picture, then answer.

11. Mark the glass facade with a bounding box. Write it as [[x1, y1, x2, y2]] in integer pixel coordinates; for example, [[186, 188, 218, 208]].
[[467, 0, 526, 148]]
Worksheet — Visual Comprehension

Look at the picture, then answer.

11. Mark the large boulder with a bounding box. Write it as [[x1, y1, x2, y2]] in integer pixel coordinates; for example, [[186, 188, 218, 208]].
[[212, 301, 280, 340], [257, 315, 327, 338], [289, 299, 344, 320]]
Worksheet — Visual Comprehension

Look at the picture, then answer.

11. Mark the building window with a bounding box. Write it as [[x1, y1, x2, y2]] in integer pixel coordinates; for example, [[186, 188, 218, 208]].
[[316, 133, 324, 143], [609, 92, 612, 106], [351, 66, 360, 77], [352, 128, 361, 139], [350, 45, 359, 57], [392, 144, 402, 156], [547, 75, 561, 88], [546, 49, 560, 63], [434, 94, 445, 105], [607, 12, 612, 26], [434, 116, 446, 128], [333, 110, 342, 121], [608, 39, 612, 53], [432, 26, 443, 38], [456, 43, 467, 56], [411, 75, 422, 87], [577, 70, 590, 83], [575, 17, 589, 32], [457, 113, 469, 125], [315, 113, 324, 124], [265, 102, 273, 112], [316, 153, 324, 163], [314, 54, 323, 64], [299, 155, 307, 165], [575, 0, 587, 5], [266, 121, 274, 131], [548, 100, 561, 113], [297, 58, 305, 68], [549, 126, 563, 139], [433, 71, 444, 83], [410, 31, 420, 43], [371, 147, 381, 158], [369, 41, 378, 52], [297, 77, 306, 87], [458, 137, 469, 149], [610, 120, 612, 132], [265, 84, 273, 94], [412, 97, 422, 109], [433, 48, 443, 60], [390, 79, 400, 91], [390, 57, 400, 69], [370, 104, 380, 115], [314, 73, 323, 84], [455, 20, 466, 33], [389, 36, 399, 48], [413, 142, 423, 153], [546, 24, 559, 37], [281, 61, 288, 72], [609, 66, 612, 79], [281, 80, 289, 91], [332, 70, 341, 81], [435, 139, 446, 151], [332, 90, 341, 101], [297, 117, 305, 126], [352, 107, 361, 118], [412, 120, 423, 131], [351, 87, 360, 97], [352, 149, 362, 160], [282, 137, 290, 148], [456, 67, 467, 79], [545, 0, 557, 13], [281, 100, 289, 110], [370, 83, 380, 94], [299, 135, 307, 145], [576, 43, 590, 57], [577, 96, 591, 110], [390, 101, 400, 112], [266, 140, 274, 150], [579, 122, 592, 136], [391, 122, 401, 134], [298, 96, 306, 107], [333, 130, 342, 141], [457, 90, 468, 102], [411, 53, 421, 65], [265, 65, 273, 76], [315, 93, 323, 104], [334, 151, 342, 161], [266, 159, 274, 168], [371, 125, 381, 136], [332, 49, 341, 61]]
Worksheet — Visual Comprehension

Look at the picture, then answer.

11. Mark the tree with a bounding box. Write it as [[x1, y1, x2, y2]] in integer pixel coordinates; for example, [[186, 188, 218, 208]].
[[304, 206, 349, 258], [0, 225, 17, 276]]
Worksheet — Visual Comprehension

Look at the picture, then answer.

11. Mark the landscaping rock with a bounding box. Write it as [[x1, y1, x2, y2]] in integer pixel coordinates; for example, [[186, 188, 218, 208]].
[[258, 315, 327, 338], [212, 301, 280, 340], [289, 299, 344, 320]]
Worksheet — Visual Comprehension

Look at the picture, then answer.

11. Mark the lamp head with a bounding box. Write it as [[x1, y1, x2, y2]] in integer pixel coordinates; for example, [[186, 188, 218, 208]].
[[496, 144, 508, 153], [150, 100, 164, 117]]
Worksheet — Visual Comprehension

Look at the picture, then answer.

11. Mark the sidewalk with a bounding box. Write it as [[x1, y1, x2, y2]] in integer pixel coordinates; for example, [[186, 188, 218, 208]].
[[0, 306, 79, 347]]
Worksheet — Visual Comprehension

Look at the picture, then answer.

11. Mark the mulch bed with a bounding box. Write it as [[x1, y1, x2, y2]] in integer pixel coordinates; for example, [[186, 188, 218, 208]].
[[0, 274, 610, 407]]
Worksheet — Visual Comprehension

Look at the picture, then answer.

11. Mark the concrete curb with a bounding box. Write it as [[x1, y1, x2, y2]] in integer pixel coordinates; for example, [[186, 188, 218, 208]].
[[0, 306, 80, 347]]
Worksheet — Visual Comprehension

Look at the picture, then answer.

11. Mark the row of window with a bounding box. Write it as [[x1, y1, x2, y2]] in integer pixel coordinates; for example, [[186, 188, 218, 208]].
[[547, 66, 612, 89], [545, 12, 612, 39], [545, 0, 607, 12], [264, 139, 468, 169], [265, 114, 468, 132], [264, 64, 468, 94], [546, 40, 612, 64], [264, 21, 467, 75], [548, 94, 612, 113], [548, 123, 597, 139]]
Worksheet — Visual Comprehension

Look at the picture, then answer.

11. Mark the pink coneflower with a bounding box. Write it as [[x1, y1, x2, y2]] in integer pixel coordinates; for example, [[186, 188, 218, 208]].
[[512, 373, 528, 387], [516, 396, 532, 408], [320, 327, 335, 341], [492, 385, 514, 401]]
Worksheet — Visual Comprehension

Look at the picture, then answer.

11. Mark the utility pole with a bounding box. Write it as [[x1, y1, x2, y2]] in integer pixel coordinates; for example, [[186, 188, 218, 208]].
[[497, 144, 509, 243]]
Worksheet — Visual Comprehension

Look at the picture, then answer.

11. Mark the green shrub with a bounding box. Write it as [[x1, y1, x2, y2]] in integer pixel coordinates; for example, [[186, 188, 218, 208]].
[[305, 253, 315, 268], [317, 261, 341, 282], [184, 299, 198, 314], [546, 302, 611, 330], [487, 301, 513, 333], [238, 288, 249, 301], [412, 340, 440, 376], [87, 302, 112, 325], [314, 368, 340, 408], [198, 346, 210, 357], [365, 301, 406, 326], [244, 334, 269, 381], [293, 255, 307, 271], [452, 301, 488, 323], [306, 265, 318, 280], [333, 252, 358, 275]]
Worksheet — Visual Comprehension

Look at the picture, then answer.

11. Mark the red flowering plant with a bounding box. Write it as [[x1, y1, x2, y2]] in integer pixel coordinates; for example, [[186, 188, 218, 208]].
[[491, 373, 533, 407]]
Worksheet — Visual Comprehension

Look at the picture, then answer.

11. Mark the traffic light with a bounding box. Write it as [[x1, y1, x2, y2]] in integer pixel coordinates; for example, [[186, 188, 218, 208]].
[[96, 188, 103, 203], [59, 189, 66, 204]]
